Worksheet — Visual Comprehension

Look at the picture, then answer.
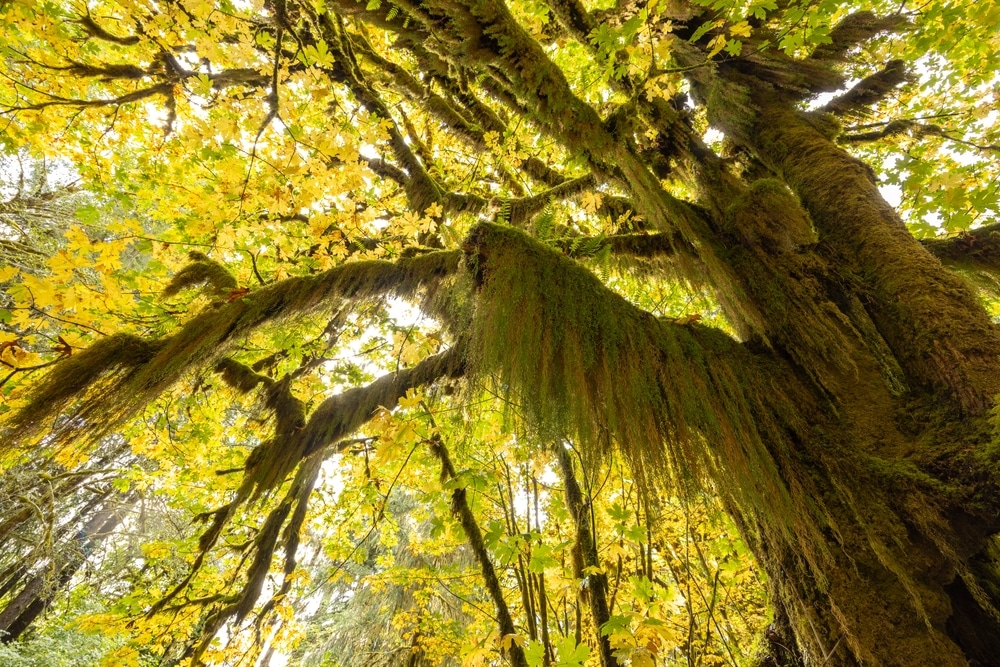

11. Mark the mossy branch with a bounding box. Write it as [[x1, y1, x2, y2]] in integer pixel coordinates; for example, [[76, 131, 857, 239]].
[[552, 231, 693, 261], [298, 341, 466, 457], [314, 11, 444, 217], [810, 12, 909, 62], [546, 0, 597, 47], [75, 10, 141, 45], [503, 175, 595, 227], [922, 224, 1000, 273], [821, 60, 909, 117], [463, 223, 795, 525], [214, 342, 465, 503], [921, 225, 1000, 298], [185, 453, 323, 665], [5, 251, 461, 447], [163, 251, 239, 299], [554, 444, 615, 667], [155, 347, 465, 651], [840, 119, 1000, 153], [3, 334, 162, 440]]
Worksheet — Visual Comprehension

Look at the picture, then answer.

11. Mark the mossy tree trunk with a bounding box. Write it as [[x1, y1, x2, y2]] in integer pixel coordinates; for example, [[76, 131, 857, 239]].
[[678, 69, 1000, 667], [454, 3, 1000, 659], [8, 1, 1000, 664], [649, 64, 998, 667]]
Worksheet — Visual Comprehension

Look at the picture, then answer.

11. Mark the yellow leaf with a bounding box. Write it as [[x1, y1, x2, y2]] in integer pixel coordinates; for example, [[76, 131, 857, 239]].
[[631, 649, 656, 667], [398, 389, 423, 410], [581, 191, 604, 214], [65, 225, 91, 249], [22, 273, 58, 308], [730, 21, 752, 38], [424, 202, 444, 219], [707, 34, 727, 58], [141, 541, 174, 559]]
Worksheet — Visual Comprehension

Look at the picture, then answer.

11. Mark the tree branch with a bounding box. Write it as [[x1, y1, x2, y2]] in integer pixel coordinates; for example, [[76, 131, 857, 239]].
[[840, 118, 1000, 153], [810, 12, 909, 62], [553, 230, 692, 261], [554, 444, 615, 667], [7, 250, 461, 447], [821, 60, 908, 117], [922, 224, 1000, 273], [427, 431, 528, 667]]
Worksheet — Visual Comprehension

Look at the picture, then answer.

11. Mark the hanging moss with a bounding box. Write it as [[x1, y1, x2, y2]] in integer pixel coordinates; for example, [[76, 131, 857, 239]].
[[4, 333, 162, 443], [4, 250, 461, 448], [810, 12, 909, 62], [462, 222, 1000, 665], [163, 251, 238, 299], [464, 222, 801, 533], [720, 178, 870, 391]]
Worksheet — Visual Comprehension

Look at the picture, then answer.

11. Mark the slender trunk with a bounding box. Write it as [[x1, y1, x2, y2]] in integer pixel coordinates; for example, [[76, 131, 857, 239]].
[[0, 498, 126, 641], [427, 435, 528, 667], [554, 445, 617, 667]]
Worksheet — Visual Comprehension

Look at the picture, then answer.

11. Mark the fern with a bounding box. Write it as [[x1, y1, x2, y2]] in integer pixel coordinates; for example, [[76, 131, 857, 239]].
[[533, 206, 555, 240]]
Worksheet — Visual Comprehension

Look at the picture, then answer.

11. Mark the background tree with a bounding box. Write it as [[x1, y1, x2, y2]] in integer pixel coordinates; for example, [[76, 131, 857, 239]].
[[1, 0, 1000, 665]]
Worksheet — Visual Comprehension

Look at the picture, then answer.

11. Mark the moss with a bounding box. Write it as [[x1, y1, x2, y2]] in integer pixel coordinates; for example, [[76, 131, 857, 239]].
[[811, 12, 909, 62], [163, 252, 238, 298], [5, 334, 162, 443], [745, 93, 1000, 413], [463, 223, 1000, 665], [464, 222, 800, 533], [5, 251, 461, 449], [720, 179, 871, 394]]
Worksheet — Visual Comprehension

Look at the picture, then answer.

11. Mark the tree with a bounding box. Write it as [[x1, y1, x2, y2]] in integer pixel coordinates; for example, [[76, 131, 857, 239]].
[[1, 0, 999, 665]]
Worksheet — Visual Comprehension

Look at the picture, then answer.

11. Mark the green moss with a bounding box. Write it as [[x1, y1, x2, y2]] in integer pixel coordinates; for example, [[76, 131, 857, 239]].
[[463, 223, 1000, 663], [5, 251, 461, 449], [163, 251, 238, 298], [5, 333, 162, 443], [464, 222, 799, 531]]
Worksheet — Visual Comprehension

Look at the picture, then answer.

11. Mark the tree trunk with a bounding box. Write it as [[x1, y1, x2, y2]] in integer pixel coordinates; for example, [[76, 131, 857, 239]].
[[554, 445, 617, 667], [662, 70, 1000, 665], [0, 498, 127, 642]]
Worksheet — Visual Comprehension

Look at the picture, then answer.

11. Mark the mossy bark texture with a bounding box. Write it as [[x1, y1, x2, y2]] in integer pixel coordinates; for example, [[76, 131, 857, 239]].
[[452, 11, 1000, 657], [10, 1, 1000, 665]]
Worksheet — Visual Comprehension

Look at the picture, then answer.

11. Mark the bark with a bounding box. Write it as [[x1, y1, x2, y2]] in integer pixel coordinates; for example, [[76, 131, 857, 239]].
[[554, 445, 617, 667], [672, 66, 1000, 667], [10, 2, 1000, 665], [428, 435, 528, 667], [747, 95, 1000, 413]]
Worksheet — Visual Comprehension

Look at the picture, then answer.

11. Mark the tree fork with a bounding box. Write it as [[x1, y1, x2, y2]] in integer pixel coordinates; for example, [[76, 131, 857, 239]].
[[740, 91, 1000, 412]]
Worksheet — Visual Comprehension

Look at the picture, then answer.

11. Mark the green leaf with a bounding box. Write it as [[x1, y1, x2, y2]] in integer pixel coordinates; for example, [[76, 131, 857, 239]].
[[525, 640, 546, 667], [555, 636, 590, 667]]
